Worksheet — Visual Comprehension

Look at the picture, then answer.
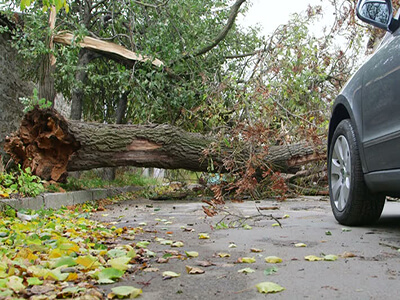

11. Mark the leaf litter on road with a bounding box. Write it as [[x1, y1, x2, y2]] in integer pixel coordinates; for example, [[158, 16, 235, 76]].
[[0, 203, 171, 299]]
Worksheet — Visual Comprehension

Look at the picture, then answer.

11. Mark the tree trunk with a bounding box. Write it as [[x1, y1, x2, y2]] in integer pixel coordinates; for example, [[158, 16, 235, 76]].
[[38, 6, 57, 105], [4, 108, 324, 182], [116, 91, 129, 124], [102, 91, 130, 181], [70, 49, 98, 120]]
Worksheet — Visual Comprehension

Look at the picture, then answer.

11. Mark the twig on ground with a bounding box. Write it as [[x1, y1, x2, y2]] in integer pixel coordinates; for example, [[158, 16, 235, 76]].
[[212, 204, 282, 228]]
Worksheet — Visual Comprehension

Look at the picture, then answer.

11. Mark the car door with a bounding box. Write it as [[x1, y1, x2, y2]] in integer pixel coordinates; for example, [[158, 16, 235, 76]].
[[361, 29, 400, 172]]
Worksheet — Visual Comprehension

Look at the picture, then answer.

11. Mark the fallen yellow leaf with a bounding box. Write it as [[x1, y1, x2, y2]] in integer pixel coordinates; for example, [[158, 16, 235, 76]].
[[250, 248, 263, 253], [185, 251, 199, 258], [304, 255, 323, 261], [218, 253, 231, 258], [171, 241, 184, 247], [256, 281, 285, 294], [66, 273, 78, 281], [295, 243, 307, 248], [238, 257, 256, 263], [265, 256, 282, 263], [75, 255, 100, 269], [198, 233, 210, 239], [162, 271, 180, 279]]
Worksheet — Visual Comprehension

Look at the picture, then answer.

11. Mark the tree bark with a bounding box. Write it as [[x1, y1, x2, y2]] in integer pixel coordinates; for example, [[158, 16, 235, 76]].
[[4, 108, 324, 182]]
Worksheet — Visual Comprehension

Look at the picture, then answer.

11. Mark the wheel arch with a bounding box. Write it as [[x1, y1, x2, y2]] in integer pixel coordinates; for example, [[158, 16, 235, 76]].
[[328, 100, 369, 175], [328, 103, 350, 154]]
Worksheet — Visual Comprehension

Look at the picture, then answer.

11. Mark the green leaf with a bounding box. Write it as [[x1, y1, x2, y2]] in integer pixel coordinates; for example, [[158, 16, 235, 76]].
[[111, 286, 142, 298], [242, 224, 252, 230], [96, 268, 124, 284], [238, 267, 256, 274], [108, 256, 131, 271], [52, 256, 77, 268], [0, 289, 13, 298], [256, 282, 285, 294], [7, 276, 25, 292], [54, 0, 64, 11], [159, 239, 173, 245], [264, 266, 279, 276], [323, 254, 338, 261], [0, 279, 7, 288], [136, 241, 150, 248], [20, 0, 31, 10], [107, 248, 127, 258], [27, 277, 43, 286], [49, 267, 69, 281]]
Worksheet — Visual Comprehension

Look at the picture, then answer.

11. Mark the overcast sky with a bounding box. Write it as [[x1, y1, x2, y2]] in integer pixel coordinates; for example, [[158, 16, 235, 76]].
[[239, 0, 334, 35]]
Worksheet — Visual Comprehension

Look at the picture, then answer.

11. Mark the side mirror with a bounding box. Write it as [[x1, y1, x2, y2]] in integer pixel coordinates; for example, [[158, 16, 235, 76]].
[[356, 0, 397, 32]]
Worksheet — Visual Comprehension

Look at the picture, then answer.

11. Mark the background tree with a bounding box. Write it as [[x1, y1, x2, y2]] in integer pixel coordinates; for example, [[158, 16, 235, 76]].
[[2, 0, 374, 198]]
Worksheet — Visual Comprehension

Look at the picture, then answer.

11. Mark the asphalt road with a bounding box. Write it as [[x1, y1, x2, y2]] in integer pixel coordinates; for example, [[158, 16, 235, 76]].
[[91, 196, 400, 300]]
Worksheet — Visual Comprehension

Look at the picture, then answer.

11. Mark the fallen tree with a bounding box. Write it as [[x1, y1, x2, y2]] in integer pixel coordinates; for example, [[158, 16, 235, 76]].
[[4, 108, 325, 182]]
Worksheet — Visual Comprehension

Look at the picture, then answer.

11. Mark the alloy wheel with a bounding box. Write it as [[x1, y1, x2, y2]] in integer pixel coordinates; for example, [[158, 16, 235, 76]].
[[330, 135, 351, 212]]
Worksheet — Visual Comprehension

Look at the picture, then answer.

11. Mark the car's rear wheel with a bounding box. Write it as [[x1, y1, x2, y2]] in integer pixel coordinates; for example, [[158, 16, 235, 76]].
[[328, 119, 385, 225]]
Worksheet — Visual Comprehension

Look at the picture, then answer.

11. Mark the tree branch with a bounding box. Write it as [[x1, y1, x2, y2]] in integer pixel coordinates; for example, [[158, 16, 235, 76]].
[[133, 0, 169, 9], [185, 0, 247, 58], [91, 0, 108, 11], [53, 32, 164, 67], [225, 50, 261, 59]]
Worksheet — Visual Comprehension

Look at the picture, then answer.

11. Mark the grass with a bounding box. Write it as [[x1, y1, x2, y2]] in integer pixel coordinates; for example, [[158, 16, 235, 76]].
[[52, 169, 161, 192]]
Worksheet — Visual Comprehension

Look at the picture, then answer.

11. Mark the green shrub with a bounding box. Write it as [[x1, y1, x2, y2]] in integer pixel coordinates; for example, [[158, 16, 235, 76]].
[[0, 165, 45, 198]]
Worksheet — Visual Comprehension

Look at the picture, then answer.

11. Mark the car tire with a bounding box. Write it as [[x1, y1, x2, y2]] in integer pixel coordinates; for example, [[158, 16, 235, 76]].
[[328, 119, 385, 225]]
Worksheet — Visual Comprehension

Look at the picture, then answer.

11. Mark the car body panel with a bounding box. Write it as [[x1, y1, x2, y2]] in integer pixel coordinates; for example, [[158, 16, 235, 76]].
[[329, 2, 400, 194], [362, 29, 400, 171]]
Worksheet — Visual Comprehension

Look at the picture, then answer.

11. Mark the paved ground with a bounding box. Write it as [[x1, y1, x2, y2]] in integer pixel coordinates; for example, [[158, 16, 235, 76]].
[[91, 196, 400, 300]]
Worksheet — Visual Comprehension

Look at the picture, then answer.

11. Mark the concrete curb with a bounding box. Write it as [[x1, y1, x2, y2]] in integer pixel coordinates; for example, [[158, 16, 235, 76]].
[[0, 186, 141, 211]]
